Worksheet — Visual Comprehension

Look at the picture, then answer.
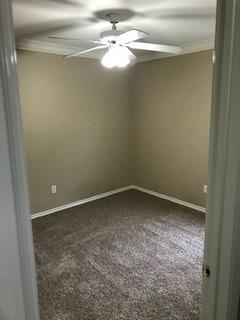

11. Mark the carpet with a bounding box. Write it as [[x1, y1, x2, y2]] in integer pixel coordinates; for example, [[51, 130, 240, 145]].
[[32, 189, 205, 320]]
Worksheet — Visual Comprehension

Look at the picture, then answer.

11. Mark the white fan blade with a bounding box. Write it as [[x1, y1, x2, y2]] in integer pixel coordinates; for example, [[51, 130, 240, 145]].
[[127, 42, 181, 54], [49, 36, 82, 41], [91, 40, 105, 45], [116, 30, 149, 44], [65, 45, 108, 58], [49, 37, 104, 44]]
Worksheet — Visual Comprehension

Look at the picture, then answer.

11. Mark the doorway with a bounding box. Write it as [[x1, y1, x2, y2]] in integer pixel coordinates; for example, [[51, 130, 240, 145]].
[[1, 0, 240, 319]]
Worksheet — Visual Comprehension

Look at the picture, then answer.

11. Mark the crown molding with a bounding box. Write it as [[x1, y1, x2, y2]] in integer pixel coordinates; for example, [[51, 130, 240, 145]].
[[16, 39, 97, 59], [16, 38, 214, 62]]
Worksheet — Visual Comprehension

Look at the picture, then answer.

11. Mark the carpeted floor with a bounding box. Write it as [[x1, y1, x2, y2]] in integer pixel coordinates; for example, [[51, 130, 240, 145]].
[[32, 189, 205, 320]]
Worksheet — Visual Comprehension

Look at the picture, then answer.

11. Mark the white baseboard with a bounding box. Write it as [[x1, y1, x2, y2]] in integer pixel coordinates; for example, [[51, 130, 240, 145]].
[[132, 185, 206, 213], [31, 184, 206, 219], [31, 185, 134, 219]]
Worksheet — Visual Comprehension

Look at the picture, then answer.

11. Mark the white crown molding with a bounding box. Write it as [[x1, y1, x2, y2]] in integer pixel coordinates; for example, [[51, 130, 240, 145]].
[[16, 38, 214, 62], [16, 38, 97, 59], [32, 184, 205, 220]]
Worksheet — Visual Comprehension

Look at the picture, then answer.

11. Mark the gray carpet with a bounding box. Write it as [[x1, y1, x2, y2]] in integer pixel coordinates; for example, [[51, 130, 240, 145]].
[[32, 190, 205, 320]]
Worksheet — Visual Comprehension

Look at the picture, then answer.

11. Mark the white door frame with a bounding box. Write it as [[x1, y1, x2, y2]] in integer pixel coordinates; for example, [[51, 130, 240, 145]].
[[0, 0, 240, 319], [0, 1, 39, 319], [201, 0, 240, 318]]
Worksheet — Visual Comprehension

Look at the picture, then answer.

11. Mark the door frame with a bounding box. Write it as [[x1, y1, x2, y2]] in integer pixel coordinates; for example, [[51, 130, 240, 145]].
[[201, 0, 240, 318], [0, 1, 39, 319], [0, 0, 240, 319]]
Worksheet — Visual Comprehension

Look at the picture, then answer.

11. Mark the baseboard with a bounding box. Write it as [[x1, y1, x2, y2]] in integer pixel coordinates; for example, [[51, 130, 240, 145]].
[[31, 185, 134, 219], [32, 184, 206, 219], [132, 185, 206, 213]]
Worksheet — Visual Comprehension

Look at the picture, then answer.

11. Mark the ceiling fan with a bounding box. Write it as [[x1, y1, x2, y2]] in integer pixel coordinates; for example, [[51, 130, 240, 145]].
[[49, 12, 181, 69]]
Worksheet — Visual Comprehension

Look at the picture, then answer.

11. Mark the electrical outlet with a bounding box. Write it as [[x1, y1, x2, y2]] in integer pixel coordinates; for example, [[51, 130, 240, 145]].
[[51, 185, 57, 194], [203, 185, 208, 194]]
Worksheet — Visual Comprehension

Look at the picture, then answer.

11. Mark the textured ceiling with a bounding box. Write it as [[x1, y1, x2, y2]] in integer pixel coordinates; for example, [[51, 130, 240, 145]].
[[13, 0, 217, 60]]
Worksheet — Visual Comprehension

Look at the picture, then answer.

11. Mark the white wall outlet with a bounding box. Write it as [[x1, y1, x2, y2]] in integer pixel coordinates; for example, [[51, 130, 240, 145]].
[[51, 185, 57, 194], [203, 185, 208, 194]]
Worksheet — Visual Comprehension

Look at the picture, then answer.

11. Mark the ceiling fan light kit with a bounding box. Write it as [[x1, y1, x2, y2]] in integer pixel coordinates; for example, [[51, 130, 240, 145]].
[[101, 44, 134, 69], [50, 12, 181, 69]]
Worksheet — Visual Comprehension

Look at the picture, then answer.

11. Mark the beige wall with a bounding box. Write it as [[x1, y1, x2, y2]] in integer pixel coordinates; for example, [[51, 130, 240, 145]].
[[17, 50, 133, 213], [133, 50, 213, 206], [17, 49, 212, 213]]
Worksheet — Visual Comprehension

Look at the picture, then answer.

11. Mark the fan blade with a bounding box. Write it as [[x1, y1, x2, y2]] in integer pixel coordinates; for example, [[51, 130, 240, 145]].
[[49, 38, 105, 46], [49, 36, 83, 41], [65, 45, 108, 58], [127, 42, 181, 54], [91, 40, 105, 45], [116, 30, 149, 44]]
